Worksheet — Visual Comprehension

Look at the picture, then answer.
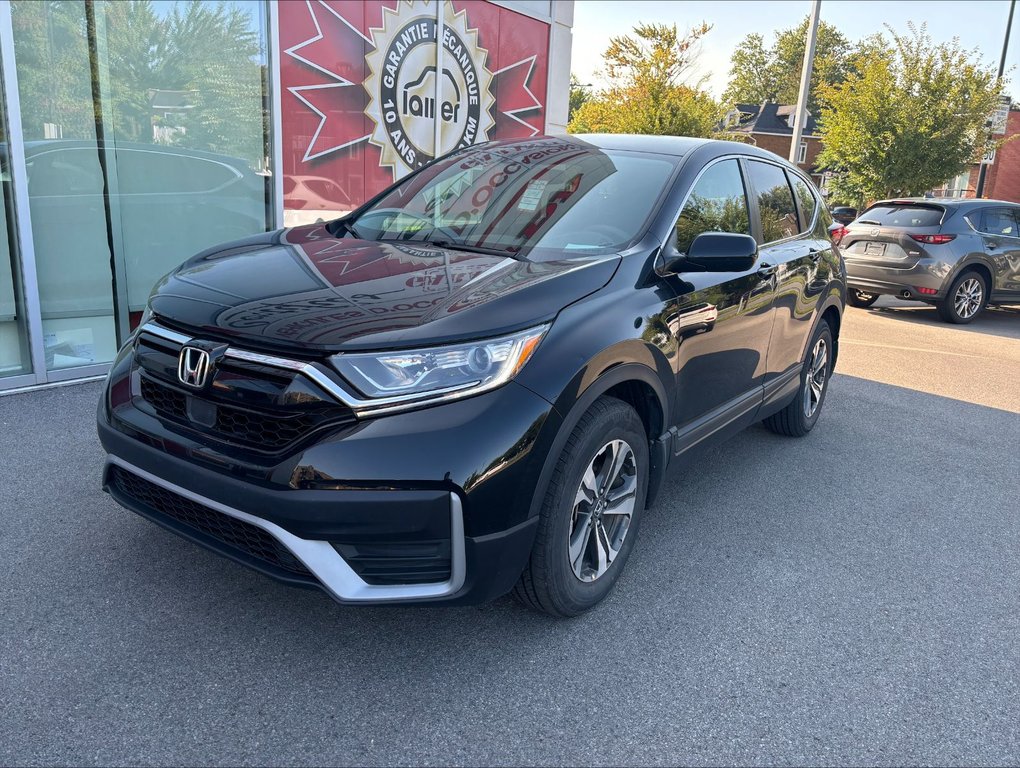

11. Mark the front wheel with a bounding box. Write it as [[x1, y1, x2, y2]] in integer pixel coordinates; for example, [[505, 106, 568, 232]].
[[763, 321, 833, 437], [513, 396, 648, 617], [937, 270, 987, 324], [846, 289, 879, 308]]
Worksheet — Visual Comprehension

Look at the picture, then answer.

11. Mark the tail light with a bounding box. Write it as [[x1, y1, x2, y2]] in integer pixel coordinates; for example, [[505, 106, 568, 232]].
[[909, 234, 956, 245], [829, 225, 848, 245]]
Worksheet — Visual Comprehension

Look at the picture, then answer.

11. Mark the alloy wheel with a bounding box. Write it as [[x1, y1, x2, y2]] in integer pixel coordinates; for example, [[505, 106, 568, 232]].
[[568, 439, 638, 583], [802, 337, 829, 418], [954, 278, 983, 319]]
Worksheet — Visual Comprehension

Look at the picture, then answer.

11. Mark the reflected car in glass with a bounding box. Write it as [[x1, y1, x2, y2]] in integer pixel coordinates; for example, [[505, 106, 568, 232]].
[[98, 135, 846, 616], [838, 198, 1020, 323]]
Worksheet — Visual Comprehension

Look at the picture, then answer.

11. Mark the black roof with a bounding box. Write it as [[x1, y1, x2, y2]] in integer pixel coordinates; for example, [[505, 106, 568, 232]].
[[729, 103, 821, 136], [871, 197, 1018, 208]]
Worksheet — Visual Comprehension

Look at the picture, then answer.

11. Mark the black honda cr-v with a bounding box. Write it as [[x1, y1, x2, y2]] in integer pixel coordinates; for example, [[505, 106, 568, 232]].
[[98, 135, 846, 616]]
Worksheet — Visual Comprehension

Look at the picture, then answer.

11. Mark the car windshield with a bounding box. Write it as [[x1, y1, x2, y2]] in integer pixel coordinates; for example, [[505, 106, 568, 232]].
[[343, 138, 677, 259]]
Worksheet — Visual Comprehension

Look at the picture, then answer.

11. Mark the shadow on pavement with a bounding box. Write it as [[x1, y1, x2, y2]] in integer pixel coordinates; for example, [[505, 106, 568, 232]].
[[863, 296, 1020, 341]]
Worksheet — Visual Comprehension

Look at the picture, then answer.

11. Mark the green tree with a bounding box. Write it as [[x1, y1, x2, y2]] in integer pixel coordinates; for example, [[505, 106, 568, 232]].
[[817, 24, 1002, 205], [568, 22, 723, 137], [568, 74, 590, 124], [723, 17, 852, 111]]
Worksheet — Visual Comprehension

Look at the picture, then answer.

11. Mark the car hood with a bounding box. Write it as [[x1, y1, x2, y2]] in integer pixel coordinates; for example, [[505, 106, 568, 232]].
[[149, 223, 620, 353]]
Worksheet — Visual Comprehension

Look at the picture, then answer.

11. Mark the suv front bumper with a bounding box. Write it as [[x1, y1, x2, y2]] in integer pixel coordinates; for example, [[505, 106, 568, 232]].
[[98, 359, 558, 606]]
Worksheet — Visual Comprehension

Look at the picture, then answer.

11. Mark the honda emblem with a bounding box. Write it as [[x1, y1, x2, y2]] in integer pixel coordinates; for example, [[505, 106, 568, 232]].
[[177, 346, 211, 389]]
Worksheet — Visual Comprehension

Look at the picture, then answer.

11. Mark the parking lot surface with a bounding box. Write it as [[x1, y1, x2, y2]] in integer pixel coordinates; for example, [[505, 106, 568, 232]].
[[2, 300, 1019, 766]]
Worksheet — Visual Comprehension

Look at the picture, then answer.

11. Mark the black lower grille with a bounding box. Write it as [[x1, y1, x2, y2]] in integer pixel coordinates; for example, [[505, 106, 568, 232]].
[[332, 540, 452, 585], [109, 465, 313, 578]]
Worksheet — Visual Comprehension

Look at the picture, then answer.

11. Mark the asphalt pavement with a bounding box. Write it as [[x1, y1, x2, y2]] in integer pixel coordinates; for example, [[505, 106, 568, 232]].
[[1, 302, 1019, 766]]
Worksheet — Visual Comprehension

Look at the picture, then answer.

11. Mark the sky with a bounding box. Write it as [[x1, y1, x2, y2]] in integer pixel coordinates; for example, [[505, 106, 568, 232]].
[[571, 0, 1020, 99]]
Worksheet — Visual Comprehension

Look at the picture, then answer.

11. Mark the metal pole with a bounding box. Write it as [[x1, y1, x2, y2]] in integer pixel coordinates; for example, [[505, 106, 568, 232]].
[[976, 0, 1015, 198], [789, 0, 821, 165]]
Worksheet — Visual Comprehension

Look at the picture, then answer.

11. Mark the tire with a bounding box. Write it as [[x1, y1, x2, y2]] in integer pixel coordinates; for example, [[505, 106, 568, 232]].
[[846, 289, 879, 308], [763, 321, 834, 437], [513, 396, 649, 617], [937, 270, 987, 324]]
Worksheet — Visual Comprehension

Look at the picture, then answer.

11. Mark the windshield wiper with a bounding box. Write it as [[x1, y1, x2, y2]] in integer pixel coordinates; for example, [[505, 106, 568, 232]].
[[857, 219, 881, 225], [385, 237, 515, 258]]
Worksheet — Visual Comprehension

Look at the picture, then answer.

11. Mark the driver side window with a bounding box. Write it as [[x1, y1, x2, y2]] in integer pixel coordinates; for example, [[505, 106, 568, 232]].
[[675, 159, 751, 254]]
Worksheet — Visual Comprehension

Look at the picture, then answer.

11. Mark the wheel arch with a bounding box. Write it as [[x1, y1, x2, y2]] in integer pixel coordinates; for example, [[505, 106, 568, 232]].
[[953, 259, 994, 296], [528, 361, 671, 521], [805, 287, 844, 370]]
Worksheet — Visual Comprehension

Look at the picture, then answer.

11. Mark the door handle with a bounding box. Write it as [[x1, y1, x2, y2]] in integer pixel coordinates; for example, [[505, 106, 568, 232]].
[[757, 262, 778, 278], [809, 249, 823, 262]]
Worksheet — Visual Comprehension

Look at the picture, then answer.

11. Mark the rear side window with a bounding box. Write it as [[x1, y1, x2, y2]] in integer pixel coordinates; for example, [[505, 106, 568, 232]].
[[745, 160, 798, 242], [975, 207, 1019, 237], [858, 205, 944, 227], [787, 172, 818, 232]]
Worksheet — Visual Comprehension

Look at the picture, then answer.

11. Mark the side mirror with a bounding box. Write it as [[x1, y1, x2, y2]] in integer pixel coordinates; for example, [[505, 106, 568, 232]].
[[664, 232, 759, 274]]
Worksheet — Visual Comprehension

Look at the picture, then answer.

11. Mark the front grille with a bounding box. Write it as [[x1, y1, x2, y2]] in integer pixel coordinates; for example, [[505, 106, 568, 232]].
[[215, 403, 320, 447], [133, 331, 356, 452], [139, 375, 326, 451], [109, 465, 313, 578], [139, 376, 186, 420]]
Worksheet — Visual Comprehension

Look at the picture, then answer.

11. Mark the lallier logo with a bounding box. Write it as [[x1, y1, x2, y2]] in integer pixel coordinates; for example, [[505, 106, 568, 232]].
[[286, 0, 542, 179], [365, 2, 493, 172]]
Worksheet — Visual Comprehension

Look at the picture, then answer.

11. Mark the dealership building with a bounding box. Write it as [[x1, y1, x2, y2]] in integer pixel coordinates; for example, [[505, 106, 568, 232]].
[[0, 0, 573, 391]]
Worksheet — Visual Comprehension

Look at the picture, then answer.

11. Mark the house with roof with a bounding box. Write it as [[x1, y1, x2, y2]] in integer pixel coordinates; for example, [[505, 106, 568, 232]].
[[723, 103, 825, 189]]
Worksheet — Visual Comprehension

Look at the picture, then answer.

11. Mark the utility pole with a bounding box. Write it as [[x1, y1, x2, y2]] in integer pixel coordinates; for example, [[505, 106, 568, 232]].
[[975, 0, 1015, 198], [789, 0, 821, 165]]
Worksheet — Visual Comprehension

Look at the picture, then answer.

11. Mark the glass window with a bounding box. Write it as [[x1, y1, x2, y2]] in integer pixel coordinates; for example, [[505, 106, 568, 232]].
[[857, 205, 944, 227], [788, 172, 818, 233], [674, 159, 750, 254], [0, 84, 32, 379], [746, 160, 799, 243], [350, 141, 678, 258], [11, 0, 272, 370], [976, 208, 1018, 237], [115, 150, 242, 195]]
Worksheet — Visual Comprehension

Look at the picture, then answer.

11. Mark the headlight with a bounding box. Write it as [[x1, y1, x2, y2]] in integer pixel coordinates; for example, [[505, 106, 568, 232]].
[[330, 325, 549, 412]]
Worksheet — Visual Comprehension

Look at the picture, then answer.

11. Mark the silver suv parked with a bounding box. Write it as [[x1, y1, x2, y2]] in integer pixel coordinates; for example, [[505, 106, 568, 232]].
[[837, 198, 1020, 323]]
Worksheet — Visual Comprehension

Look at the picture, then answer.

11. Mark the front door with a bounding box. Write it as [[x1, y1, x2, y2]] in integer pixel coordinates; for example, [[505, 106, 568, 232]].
[[661, 158, 776, 434]]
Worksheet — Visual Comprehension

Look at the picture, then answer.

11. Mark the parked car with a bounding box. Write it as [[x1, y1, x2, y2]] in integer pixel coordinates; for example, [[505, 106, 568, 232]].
[[830, 205, 857, 225], [838, 198, 1020, 323], [98, 135, 846, 616]]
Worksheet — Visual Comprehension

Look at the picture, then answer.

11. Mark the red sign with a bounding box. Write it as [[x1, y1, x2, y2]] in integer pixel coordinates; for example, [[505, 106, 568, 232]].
[[279, 0, 550, 216]]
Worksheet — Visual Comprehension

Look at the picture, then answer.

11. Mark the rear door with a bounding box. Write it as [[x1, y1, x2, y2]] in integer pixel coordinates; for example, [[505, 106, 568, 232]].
[[742, 159, 825, 384], [973, 206, 1020, 298], [841, 203, 946, 269]]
